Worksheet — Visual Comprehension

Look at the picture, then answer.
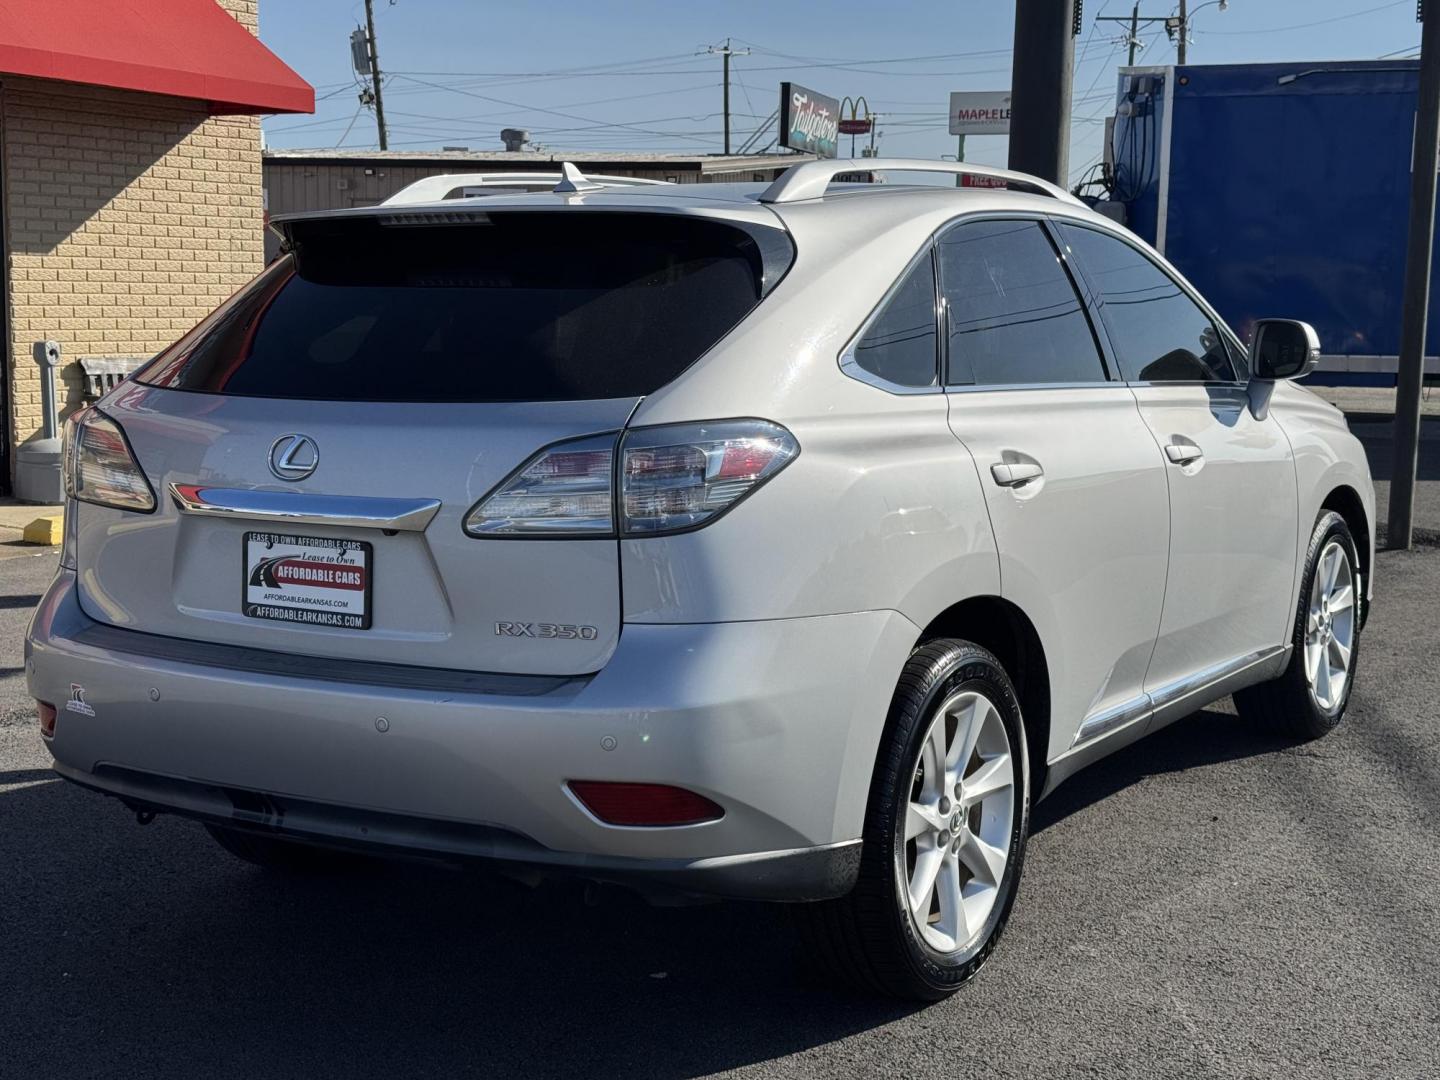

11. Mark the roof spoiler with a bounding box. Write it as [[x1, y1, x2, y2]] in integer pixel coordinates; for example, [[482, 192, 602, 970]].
[[758, 158, 1084, 206]]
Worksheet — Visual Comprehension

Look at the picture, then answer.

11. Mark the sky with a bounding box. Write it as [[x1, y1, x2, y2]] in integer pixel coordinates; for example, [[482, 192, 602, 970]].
[[258, 0, 1424, 187]]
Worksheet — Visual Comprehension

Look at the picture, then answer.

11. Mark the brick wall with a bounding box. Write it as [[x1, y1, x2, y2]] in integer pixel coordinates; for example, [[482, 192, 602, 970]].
[[1, 0, 263, 469]]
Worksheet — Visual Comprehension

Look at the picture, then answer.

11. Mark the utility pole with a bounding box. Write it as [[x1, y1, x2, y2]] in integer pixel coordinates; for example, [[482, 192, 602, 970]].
[[1008, 0, 1078, 184], [363, 0, 388, 150], [705, 39, 750, 155], [1390, 1, 1440, 550], [1176, 0, 1188, 63], [1128, 3, 1140, 64]]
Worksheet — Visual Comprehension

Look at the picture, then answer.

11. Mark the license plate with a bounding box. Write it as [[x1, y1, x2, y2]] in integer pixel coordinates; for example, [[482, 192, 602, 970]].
[[243, 532, 372, 630]]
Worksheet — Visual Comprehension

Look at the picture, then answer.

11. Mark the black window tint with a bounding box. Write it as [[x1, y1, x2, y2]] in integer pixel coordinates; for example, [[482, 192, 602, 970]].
[[137, 213, 782, 402], [936, 220, 1105, 386], [1059, 224, 1237, 384], [851, 252, 938, 388]]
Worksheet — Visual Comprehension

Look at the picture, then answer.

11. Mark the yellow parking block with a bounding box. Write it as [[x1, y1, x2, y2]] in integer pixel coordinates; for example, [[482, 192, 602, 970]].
[[22, 515, 63, 546]]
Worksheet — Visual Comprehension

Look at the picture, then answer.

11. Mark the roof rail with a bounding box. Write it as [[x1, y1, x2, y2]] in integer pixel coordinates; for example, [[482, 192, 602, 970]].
[[383, 167, 671, 206], [757, 158, 1083, 206]]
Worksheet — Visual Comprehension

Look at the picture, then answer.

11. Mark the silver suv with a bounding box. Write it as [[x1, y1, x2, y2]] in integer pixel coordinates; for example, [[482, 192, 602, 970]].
[[28, 159, 1374, 999]]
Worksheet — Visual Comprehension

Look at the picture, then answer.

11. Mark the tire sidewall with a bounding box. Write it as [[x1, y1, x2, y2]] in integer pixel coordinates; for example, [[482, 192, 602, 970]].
[[885, 646, 1030, 991], [1291, 513, 1361, 728]]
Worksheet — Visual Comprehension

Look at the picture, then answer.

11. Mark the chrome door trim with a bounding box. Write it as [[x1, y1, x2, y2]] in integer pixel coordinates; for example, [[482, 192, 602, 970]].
[[1072, 693, 1151, 746], [169, 484, 441, 533], [1070, 645, 1289, 750]]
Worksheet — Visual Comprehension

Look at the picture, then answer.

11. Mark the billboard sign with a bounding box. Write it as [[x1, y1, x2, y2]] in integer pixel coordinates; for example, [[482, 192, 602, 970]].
[[949, 91, 1012, 136], [780, 82, 840, 159]]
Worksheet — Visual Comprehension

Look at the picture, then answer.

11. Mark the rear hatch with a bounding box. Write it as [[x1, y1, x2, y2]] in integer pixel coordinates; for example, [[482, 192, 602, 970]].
[[73, 209, 782, 675]]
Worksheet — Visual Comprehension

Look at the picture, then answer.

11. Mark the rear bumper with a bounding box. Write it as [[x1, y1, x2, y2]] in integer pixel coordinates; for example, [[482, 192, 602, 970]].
[[27, 570, 917, 901]]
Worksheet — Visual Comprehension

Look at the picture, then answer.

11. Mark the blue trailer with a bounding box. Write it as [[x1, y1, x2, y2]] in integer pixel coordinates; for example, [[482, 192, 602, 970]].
[[1101, 59, 1436, 385]]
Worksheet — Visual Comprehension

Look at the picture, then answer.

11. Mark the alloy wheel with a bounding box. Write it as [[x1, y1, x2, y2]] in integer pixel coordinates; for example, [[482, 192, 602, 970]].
[[1304, 538, 1356, 712], [899, 689, 1016, 954]]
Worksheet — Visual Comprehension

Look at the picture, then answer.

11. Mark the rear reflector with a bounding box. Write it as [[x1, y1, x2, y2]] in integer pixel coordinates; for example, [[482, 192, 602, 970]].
[[37, 701, 56, 739], [568, 781, 724, 827]]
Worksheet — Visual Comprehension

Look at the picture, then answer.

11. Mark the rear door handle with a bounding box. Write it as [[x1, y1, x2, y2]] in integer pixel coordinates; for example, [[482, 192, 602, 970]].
[[1164, 442, 1204, 466], [990, 461, 1044, 487]]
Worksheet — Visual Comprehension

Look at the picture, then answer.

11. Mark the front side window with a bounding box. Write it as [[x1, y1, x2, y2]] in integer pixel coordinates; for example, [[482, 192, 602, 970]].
[[936, 220, 1106, 387], [849, 251, 939, 389], [1058, 223, 1238, 384]]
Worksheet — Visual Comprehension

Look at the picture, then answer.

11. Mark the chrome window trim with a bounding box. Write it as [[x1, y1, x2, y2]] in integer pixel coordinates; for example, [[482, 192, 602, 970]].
[[837, 240, 944, 396], [947, 380, 1122, 395], [1048, 214, 1249, 385]]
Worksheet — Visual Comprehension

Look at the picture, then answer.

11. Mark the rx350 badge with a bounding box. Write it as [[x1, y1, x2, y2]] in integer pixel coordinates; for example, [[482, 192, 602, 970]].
[[495, 621, 599, 641]]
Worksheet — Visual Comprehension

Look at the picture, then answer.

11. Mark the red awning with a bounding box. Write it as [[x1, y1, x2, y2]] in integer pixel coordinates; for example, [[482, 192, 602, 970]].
[[0, 0, 313, 115]]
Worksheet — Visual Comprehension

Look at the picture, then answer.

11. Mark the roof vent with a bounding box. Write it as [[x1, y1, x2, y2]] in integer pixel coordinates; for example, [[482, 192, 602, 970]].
[[500, 128, 530, 151]]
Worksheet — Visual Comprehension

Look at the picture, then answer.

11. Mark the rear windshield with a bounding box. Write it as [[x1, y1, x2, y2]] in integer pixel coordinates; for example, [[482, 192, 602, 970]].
[[137, 212, 785, 402]]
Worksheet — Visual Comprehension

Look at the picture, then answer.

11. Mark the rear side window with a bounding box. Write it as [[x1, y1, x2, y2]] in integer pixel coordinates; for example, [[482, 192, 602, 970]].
[[937, 220, 1106, 387], [138, 213, 786, 402], [1058, 223, 1237, 384], [849, 252, 939, 388]]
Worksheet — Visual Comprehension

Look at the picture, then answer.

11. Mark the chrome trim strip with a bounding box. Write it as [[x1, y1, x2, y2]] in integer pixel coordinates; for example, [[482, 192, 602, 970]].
[[169, 484, 441, 533], [1072, 693, 1151, 746], [1070, 646, 1288, 750]]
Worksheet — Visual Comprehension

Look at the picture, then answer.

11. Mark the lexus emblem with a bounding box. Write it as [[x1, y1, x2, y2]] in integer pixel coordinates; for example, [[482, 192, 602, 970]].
[[269, 434, 319, 481]]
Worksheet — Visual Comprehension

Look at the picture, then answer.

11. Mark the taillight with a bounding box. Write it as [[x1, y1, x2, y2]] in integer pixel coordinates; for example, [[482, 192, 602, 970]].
[[65, 408, 155, 513], [620, 420, 798, 535], [464, 421, 798, 539], [37, 701, 56, 739], [568, 781, 724, 826], [464, 434, 614, 536]]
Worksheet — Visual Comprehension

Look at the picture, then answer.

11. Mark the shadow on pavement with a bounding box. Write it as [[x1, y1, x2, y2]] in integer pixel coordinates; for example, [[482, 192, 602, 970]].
[[1032, 706, 1292, 834], [1, 769, 919, 1079], [0, 701, 1304, 1079]]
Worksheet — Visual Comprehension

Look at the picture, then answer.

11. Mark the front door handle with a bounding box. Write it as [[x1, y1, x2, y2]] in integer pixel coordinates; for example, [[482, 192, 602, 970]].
[[1164, 442, 1204, 467], [990, 461, 1044, 487]]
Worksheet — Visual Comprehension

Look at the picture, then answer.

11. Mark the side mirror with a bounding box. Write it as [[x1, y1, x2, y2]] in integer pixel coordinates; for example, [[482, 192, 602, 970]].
[[1249, 319, 1321, 381]]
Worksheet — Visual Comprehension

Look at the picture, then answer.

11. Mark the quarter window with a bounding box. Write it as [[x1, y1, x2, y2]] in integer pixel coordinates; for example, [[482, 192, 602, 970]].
[[850, 251, 939, 388], [1058, 223, 1238, 384], [936, 220, 1106, 386]]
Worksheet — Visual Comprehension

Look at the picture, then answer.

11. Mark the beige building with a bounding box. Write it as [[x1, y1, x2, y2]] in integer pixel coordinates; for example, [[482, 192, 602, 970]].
[[0, 0, 311, 495]]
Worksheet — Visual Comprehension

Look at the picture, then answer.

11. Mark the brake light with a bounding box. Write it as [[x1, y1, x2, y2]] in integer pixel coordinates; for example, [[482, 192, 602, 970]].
[[464, 420, 798, 539], [37, 701, 56, 739], [65, 409, 156, 513], [568, 781, 724, 826], [620, 420, 797, 535]]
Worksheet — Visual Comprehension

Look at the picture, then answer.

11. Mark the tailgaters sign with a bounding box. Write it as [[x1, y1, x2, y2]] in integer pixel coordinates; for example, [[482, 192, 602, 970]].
[[780, 82, 839, 159]]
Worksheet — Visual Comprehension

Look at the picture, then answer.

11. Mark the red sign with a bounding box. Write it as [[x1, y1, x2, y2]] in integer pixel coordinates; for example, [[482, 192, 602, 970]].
[[960, 174, 1008, 189], [837, 118, 871, 135]]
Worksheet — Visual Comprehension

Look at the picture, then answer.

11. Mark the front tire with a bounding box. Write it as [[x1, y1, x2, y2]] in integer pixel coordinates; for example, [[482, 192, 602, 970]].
[[798, 639, 1030, 1000], [1234, 511, 1361, 740]]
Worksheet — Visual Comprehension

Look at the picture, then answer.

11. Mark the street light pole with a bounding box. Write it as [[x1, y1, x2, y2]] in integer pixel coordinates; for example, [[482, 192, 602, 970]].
[[1389, 2, 1440, 549]]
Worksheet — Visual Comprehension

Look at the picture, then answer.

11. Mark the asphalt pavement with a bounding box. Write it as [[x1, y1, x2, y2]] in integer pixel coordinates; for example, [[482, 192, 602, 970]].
[[3, 467, 1438, 1078]]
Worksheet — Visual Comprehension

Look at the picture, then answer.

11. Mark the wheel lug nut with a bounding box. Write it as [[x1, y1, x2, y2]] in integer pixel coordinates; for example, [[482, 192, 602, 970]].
[[939, 797, 951, 815], [938, 830, 950, 846], [954, 783, 963, 800], [952, 838, 961, 853]]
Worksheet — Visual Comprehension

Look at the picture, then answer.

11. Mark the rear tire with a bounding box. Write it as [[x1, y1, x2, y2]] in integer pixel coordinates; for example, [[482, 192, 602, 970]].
[[204, 823, 368, 873], [1234, 511, 1361, 740], [797, 639, 1030, 1000]]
